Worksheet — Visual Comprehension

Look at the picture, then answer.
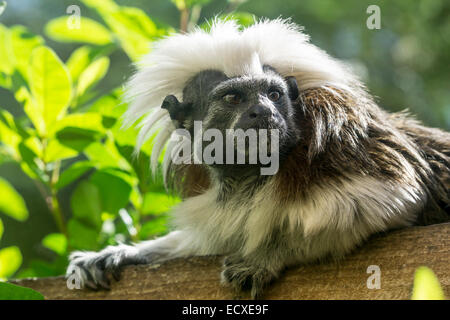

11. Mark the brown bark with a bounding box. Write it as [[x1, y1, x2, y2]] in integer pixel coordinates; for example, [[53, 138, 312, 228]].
[[12, 223, 450, 300]]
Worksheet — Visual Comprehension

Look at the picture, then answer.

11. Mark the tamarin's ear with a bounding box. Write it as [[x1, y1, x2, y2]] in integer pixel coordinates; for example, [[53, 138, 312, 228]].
[[286, 76, 299, 101], [161, 95, 192, 128]]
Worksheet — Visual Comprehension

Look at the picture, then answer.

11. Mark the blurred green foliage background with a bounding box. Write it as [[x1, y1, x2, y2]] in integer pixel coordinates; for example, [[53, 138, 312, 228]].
[[0, 0, 449, 280]]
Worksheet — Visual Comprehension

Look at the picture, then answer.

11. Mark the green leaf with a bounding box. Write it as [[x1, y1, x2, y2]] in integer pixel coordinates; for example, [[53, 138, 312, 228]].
[[0, 112, 22, 160], [10, 26, 44, 80], [90, 170, 133, 215], [45, 16, 112, 45], [105, 19, 151, 60], [67, 219, 99, 250], [89, 92, 122, 117], [0, 246, 22, 279], [0, 71, 11, 88], [28, 46, 72, 134], [85, 140, 131, 170], [51, 113, 104, 154], [55, 161, 93, 190], [0, 218, 3, 241], [85, 3, 165, 61], [44, 139, 78, 163], [411, 266, 446, 300], [0, 109, 30, 140], [113, 7, 159, 39], [0, 24, 14, 74], [22, 136, 43, 159], [50, 112, 104, 137], [0, 282, 44, 300], [0, 177, 28, 221], [70, 181, 102, 230], [142, 192, 180, 215], [139, 215, 169, 239], [15, 87, 45, 136], [55, 127, 101, 152], [42, 233, 67, 256], [77, 57, 109, 97], [17, 141, 45, 181], [66, 46, 93, 83], [81, 0, 120, 14]]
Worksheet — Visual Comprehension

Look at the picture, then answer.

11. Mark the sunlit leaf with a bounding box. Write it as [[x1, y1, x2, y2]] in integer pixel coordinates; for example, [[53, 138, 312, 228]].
[[66, 46, 93, 83], [49, 112, 104, 137], [84, 3, 165, 61], [0, 147, 14, 166], [19, 141, 47, 181], [0, 71, 11, 88], [0, 218, 3, 241], [103, 14, 152, 60], [0, 24, 14, 74], [411, 266, 446, 300], [85, 140, 131, 170], [19, 162, 40, 181], [15, 87, 45, 136], [70, 181, 102, 230], [0, 112, 22, 160], [77, 57, 109, 97], [0, 282, 44, 300], [142, 192, 180, 215], [23, 136, 43, 159], [0, 246, 22, 279], [55, 161, 93, 190], [89, 93, 122, 118], [81, 0, 119, 13], [88, 90, 126, 129], [28, 46, 72, 134], [67, 219, 99, 251], [44, 139, 78, 163], [45, 16, 112, 45], [42, 233, 67, 256], [10, 26, 44, 80], [0, 177, 28, 221], [0, 109, 30, 140], [114, 6, 159, 39]]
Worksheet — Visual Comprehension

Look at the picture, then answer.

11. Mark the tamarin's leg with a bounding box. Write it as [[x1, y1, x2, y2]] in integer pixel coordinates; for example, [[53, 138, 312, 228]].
[[66, 230, 191, 289]]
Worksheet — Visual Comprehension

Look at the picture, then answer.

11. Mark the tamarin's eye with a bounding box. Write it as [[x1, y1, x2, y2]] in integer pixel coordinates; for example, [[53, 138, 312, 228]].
[[268, 91, 281, 102], [223, 93, 242, 105]]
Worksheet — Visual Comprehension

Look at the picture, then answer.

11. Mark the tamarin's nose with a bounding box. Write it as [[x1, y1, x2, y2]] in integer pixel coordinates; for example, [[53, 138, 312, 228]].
[[237, 104, 274, 129], [248, 105, 272, 119]]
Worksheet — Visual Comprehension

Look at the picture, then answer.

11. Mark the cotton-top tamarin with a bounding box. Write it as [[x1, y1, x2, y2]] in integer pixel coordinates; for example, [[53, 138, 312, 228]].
[[67, 19, 450, 298]]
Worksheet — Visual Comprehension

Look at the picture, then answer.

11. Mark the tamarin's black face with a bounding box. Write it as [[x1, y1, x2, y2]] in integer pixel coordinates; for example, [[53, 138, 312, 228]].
[[162, 66, 301, 175]]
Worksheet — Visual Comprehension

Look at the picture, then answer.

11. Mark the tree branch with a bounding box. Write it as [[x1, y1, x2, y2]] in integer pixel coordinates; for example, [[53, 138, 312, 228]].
[[12, 223, 449, 299]]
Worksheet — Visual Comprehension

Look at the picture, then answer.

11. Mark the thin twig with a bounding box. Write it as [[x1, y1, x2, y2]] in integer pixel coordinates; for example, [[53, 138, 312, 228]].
[[180, 7, 190, 33]]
